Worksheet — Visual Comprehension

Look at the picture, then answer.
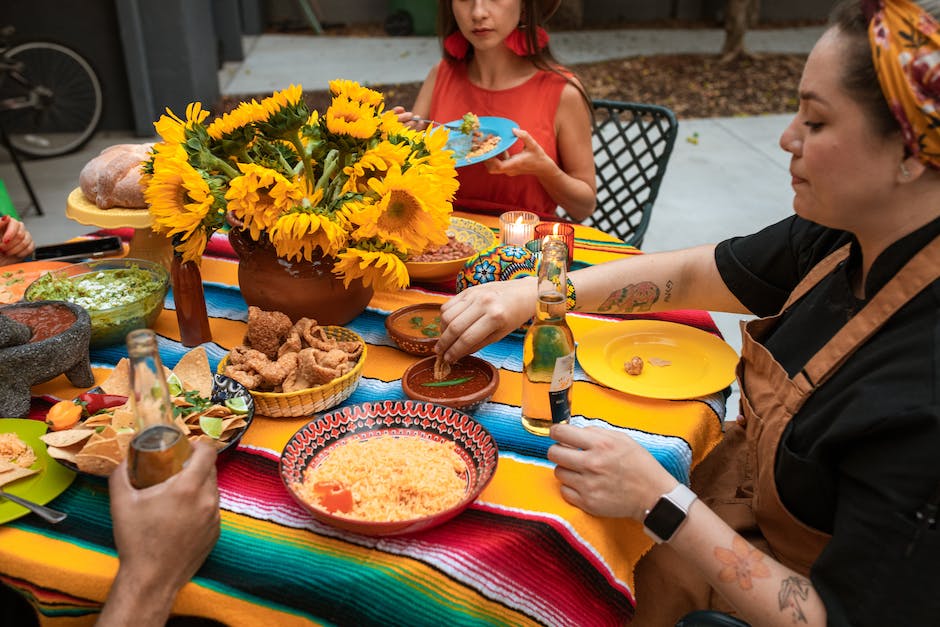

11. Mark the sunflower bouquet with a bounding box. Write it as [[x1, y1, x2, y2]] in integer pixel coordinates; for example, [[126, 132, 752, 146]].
[[142, 81, 458, 291]]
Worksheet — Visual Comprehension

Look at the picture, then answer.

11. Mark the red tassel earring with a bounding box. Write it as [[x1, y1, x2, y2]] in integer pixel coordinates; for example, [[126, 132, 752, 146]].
[[444, 31, 470, 59], [504, 26, 549, 56]]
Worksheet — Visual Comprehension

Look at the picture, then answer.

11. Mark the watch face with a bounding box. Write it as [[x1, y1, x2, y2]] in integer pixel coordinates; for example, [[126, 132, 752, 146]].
[[644, 498, 686, 540]]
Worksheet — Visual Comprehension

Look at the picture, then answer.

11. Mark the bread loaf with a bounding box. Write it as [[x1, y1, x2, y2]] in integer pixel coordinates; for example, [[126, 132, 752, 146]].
[[79, 143, 153, 209]]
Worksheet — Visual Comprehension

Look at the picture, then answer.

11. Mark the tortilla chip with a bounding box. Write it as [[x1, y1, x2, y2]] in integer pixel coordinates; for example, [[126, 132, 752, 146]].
[[80, 436, 122, 463], [82, 413, 114, 428], [433, 354, 451, 381], [115, 430, 134, 457], [110, 406, 136, 431], [220, 416, 247, 432], [0, 465, 38, 488], [0, 459, 20, 473], [46, 445, 80, 464], [173, 416, 191, 436], [100, 358, 173, 396], [99, 358, 131, 396], [173, 347, 213, 397], [40, 429, 96, 448], [75, 453, 119, 476]]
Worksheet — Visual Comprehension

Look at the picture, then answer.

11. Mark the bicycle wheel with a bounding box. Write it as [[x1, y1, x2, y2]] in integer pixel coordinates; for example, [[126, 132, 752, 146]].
[[0, 41, 102, 158]]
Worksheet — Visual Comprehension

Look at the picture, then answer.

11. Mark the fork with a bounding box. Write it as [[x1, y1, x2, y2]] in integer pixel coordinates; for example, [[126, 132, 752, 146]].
[[0, 488, 67, 524], [408, 115, 452, 129]]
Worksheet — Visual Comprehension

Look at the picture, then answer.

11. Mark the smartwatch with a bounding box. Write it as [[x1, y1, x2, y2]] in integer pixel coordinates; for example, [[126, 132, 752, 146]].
[[643, 483, 697, 543]]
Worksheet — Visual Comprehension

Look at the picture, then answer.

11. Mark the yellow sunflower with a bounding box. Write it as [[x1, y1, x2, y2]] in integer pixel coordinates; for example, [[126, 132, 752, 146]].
[[269, 210, 348, 260], [256, 84, 304, 118], [341, 140, 409, 195], [144, 144, 215, 263], [225, 164, 305, 240], [333, 247, 410, 291], [346, 164, 452, 253], [326, 96, 381, 139], [329, 79, 384, 108], [206, 98, 265, 140], [153, 102, 210, 145]]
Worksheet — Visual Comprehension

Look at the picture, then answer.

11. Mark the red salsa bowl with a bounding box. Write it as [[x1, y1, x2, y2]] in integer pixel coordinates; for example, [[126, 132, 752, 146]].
[[401, 354, 499, 413]]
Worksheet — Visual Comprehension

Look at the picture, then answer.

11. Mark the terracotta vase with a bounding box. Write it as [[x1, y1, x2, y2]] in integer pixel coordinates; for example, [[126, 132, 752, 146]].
[[227, 226, 374, 325], [171, 254, 213, 347]]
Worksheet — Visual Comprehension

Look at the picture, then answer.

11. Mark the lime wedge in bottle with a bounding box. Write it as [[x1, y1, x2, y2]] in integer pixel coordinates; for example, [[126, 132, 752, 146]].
[[224, 396, 249, 415], [166, 373, 184, 397], [199, 416, 224, 439]]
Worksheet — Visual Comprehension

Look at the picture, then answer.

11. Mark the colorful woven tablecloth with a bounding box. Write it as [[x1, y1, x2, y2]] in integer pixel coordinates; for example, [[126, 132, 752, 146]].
[[1, 224, 727, 626]]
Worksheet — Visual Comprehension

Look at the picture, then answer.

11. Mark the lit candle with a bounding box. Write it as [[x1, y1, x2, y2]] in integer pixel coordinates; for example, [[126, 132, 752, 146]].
[[499, 211, 538, 246], [534, 222, 575, 268]]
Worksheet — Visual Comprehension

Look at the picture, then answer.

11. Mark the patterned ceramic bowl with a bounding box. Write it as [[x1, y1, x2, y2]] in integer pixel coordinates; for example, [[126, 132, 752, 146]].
[[405, 217, 497, 282], [401, 355, 499, 413], [385, 302, 442, 356], [280, 400, 498, 536]]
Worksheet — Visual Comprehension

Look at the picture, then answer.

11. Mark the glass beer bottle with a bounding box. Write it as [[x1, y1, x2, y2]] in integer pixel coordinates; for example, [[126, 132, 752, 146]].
[[521, 237, 575, 436], [126, 328, 192, 488]]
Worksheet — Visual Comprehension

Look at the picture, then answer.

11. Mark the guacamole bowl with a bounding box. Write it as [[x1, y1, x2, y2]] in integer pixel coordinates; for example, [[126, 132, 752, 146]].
[[24, 258, 169, 348]]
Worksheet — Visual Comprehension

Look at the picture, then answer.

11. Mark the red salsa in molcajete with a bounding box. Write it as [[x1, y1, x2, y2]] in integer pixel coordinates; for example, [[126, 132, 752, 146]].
[[2, 304, 77, 342], [410, 360, 492, 399]]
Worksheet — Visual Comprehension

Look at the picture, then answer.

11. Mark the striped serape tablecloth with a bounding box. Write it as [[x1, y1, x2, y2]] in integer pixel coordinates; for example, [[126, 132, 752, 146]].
[[1, 222, 727, 626]]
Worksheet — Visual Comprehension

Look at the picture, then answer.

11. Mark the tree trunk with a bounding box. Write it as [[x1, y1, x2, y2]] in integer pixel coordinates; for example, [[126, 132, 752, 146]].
[[721, 0, 759, 62]]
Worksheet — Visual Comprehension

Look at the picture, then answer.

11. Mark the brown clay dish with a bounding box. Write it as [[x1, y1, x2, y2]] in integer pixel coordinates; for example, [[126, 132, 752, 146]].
[[401, 355, 499, 413], [385, 303, 443, 356]]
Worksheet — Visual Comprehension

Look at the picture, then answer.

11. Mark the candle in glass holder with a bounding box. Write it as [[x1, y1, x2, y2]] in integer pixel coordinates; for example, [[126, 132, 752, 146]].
[[534, 222, 575, 268], [499, 211, 539, 246]]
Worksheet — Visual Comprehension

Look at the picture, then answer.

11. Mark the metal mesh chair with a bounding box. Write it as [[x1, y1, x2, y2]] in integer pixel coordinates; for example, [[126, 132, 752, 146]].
[[577, 99, 678, 248]]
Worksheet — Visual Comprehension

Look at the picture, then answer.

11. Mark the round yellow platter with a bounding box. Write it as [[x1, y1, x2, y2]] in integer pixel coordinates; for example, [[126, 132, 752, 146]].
[[66, 187, 173, 269], [576, 320, 739, 400]]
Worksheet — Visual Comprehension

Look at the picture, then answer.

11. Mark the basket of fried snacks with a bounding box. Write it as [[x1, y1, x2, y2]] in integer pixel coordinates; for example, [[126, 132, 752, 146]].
[[219, 307, 367, 418]]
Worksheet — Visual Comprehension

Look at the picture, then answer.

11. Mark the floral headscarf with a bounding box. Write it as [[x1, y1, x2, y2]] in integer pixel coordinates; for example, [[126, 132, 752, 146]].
[[868, 0, 940, 167]]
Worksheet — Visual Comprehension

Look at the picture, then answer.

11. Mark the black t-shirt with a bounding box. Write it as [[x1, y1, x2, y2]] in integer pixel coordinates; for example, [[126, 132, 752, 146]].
[[714, 215, 940, 626]]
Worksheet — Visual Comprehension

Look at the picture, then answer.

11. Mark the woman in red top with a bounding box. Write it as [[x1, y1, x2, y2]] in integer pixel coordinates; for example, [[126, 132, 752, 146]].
[[394, 0, 596, 222]]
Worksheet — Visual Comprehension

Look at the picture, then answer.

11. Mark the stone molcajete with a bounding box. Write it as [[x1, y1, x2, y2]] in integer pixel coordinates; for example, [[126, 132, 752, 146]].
[[0, 301, 94, 418]]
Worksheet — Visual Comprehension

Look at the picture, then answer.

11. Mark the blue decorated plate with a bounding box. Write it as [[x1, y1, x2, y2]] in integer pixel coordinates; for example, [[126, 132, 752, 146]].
[[443, 116, 520, 167]]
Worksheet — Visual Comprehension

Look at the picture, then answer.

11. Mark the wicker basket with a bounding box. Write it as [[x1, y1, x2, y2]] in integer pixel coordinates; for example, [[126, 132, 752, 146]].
[[218, 326, 367, 418]]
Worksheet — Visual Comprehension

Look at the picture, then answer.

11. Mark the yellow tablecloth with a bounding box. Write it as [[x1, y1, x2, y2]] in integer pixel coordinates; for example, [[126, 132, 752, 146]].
[[1, 222, 726, 626]]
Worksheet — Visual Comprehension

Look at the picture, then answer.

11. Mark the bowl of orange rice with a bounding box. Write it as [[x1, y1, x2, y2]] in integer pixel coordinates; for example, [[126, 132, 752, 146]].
[[280, 400, 498, 536]]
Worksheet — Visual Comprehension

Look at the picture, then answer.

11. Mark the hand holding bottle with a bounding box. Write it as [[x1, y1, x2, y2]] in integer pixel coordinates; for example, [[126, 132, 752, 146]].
[[125, 329, 192, 488], [100, 441, 219, 626]]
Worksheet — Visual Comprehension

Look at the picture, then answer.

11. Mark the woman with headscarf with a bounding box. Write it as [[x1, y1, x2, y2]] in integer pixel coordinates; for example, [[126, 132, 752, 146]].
[[434, 1, 940, 624], [393, 0, 596, 222]]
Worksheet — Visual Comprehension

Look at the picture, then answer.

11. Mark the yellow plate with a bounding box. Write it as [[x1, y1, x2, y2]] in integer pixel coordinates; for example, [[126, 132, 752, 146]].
[[576, 320, 738, 399]]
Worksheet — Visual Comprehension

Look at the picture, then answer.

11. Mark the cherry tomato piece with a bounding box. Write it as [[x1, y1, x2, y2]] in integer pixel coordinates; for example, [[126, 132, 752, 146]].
[[312, 480, 354, 513]]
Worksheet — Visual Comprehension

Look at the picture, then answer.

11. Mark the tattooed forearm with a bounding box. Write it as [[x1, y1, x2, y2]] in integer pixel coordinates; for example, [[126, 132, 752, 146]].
[[778, 576, 811, 624], [597, 281, 661, 313], [714, 536, 771, 591]]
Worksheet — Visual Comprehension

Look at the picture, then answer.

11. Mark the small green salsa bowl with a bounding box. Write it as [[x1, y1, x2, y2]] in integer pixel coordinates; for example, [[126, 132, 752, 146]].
[[24, 258, 169, 347]]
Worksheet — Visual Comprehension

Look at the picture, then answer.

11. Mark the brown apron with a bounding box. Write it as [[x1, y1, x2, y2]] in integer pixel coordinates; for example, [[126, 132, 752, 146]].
[[632, 234, 940, 626]]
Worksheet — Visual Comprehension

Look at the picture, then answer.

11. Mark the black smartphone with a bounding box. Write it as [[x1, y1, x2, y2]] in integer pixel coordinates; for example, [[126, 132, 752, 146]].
[[33, 236, 124, 262]]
